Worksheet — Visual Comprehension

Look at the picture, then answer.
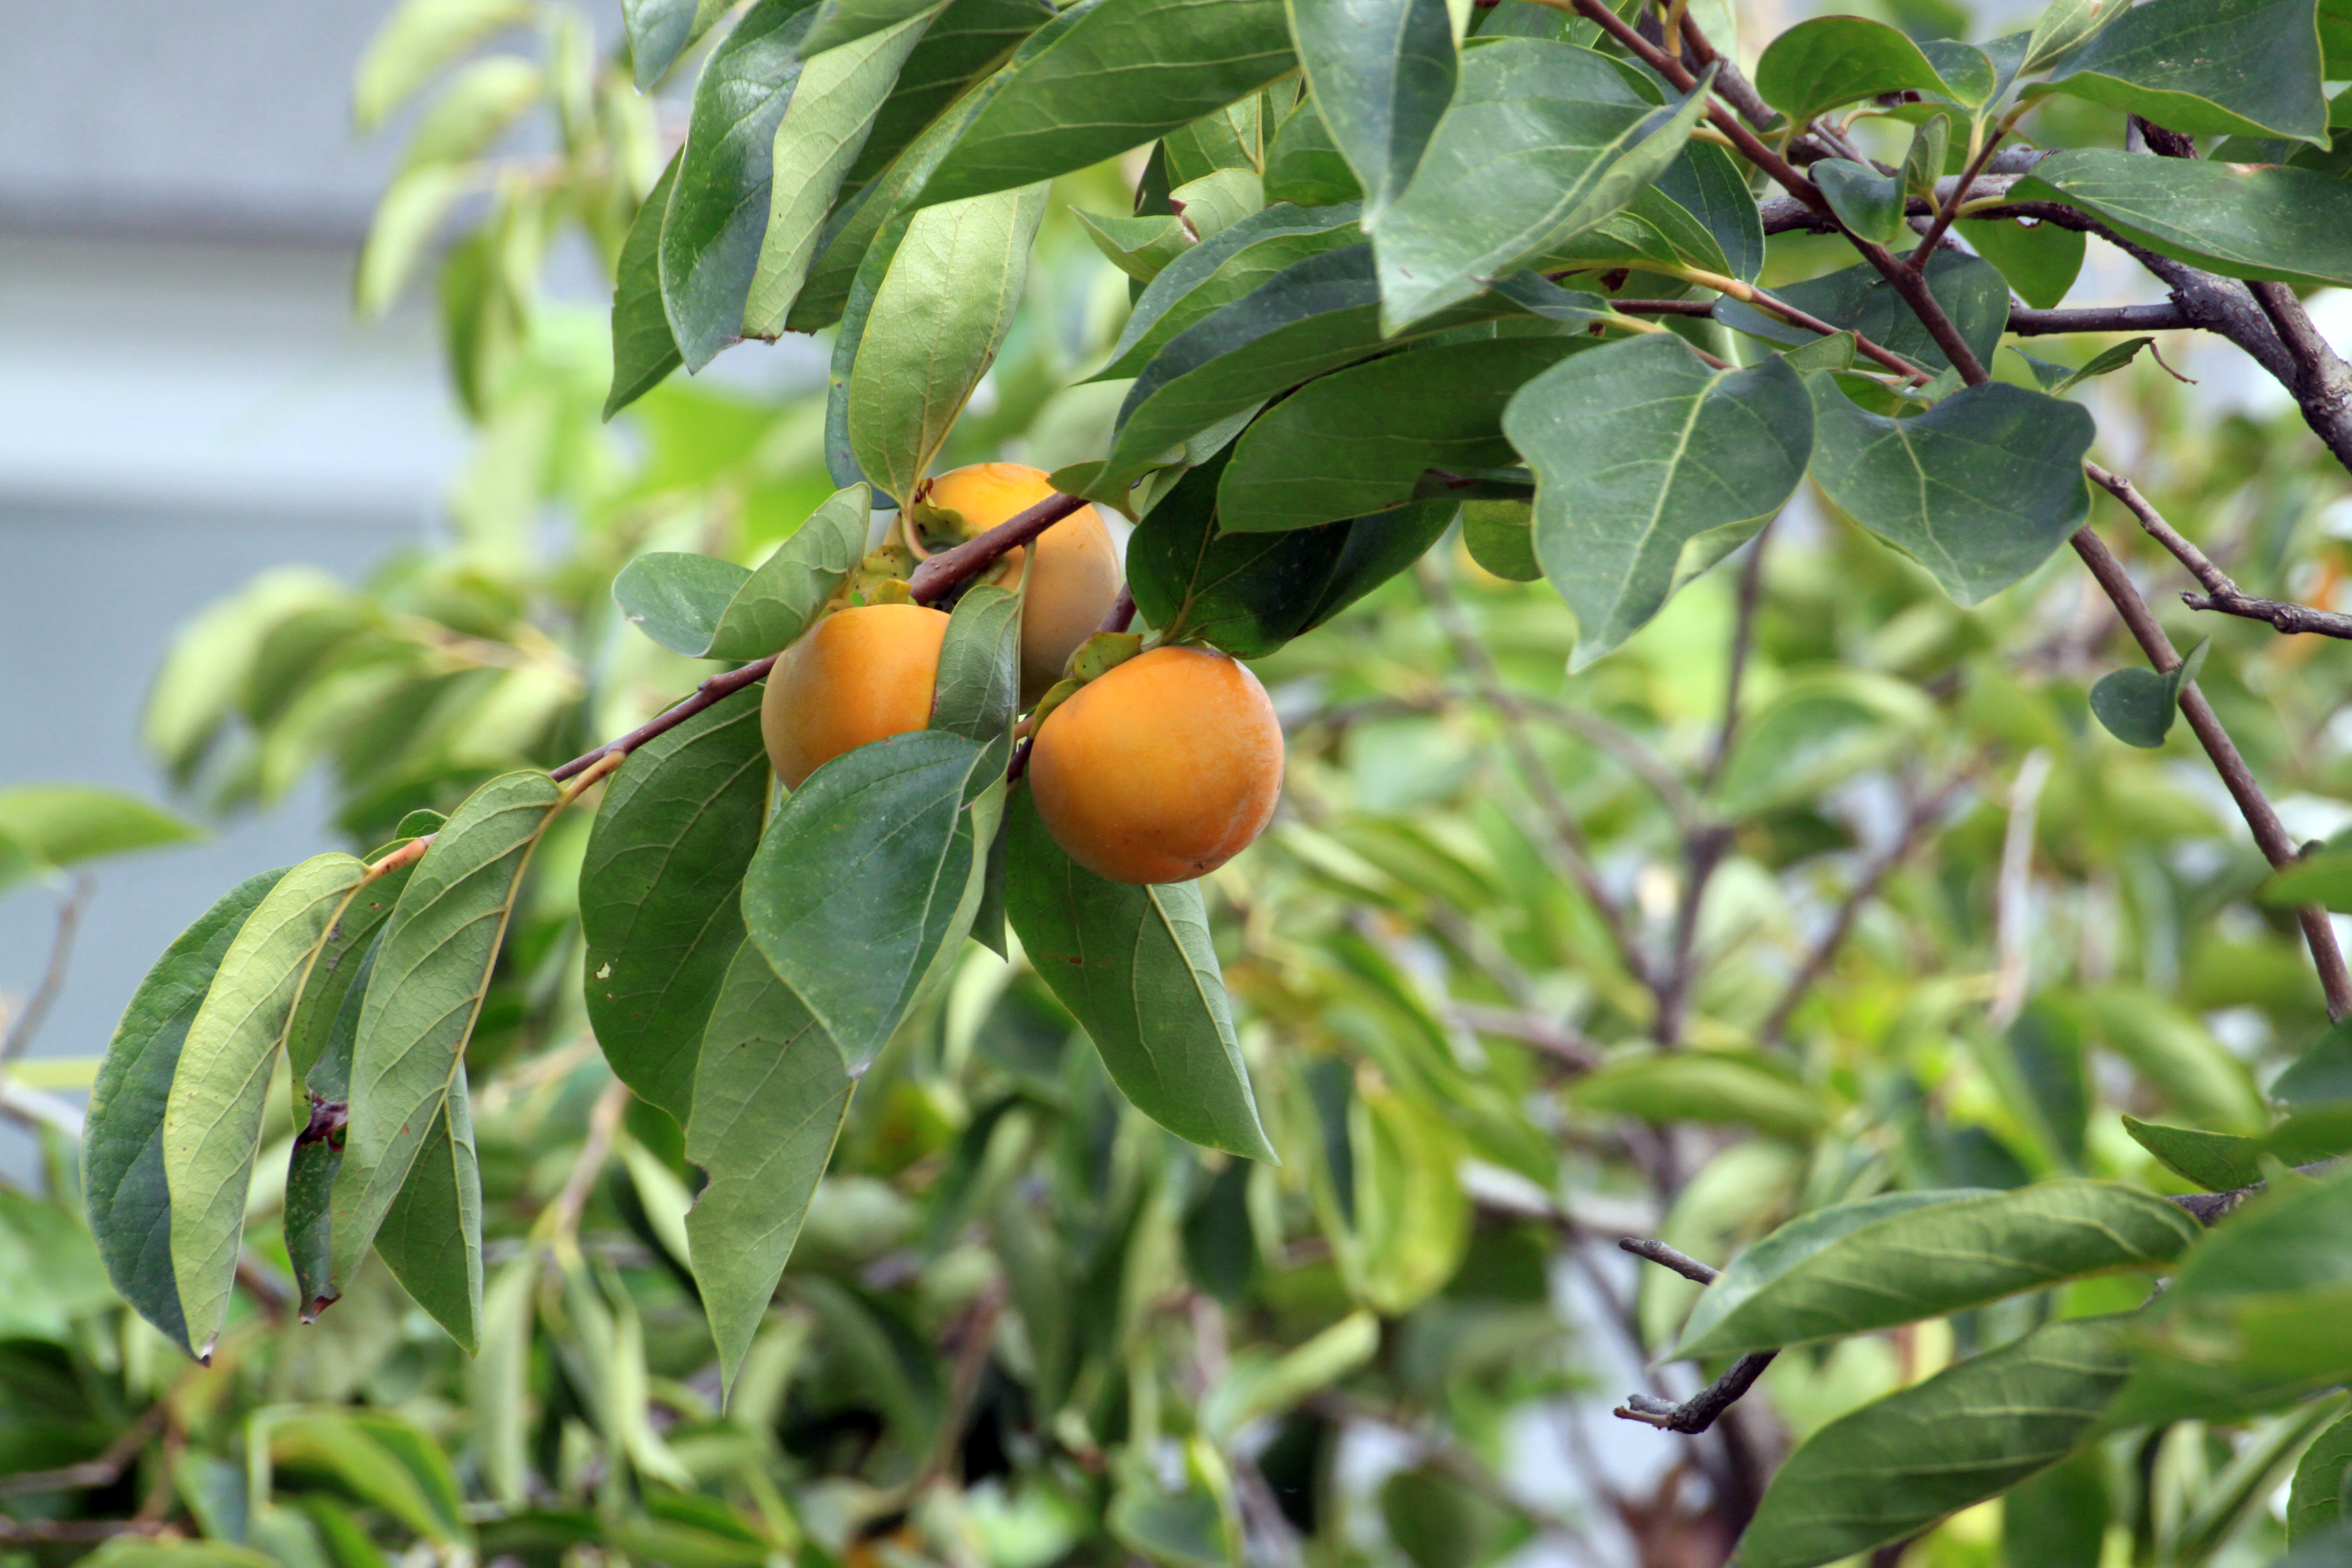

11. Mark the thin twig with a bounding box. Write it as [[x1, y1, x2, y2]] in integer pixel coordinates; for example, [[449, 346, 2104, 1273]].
[[2010, 303, 2194, 337], [2086, 461, 2352, 637], [1097, 582, 1137, 635], [2, 873, 93, 1067], [1610, 1239, 1776, 1435]]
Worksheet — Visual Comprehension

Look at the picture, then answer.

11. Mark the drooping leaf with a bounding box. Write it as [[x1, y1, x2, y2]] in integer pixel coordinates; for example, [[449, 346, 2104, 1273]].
[[913, 0, 1296, 207], [1738, 1315, 2137, 1568], [334, 772, 565, 1287], [743, 12, 935, 338], [610, 157, 685, 418], [1808, 377, 2094, 607], [1570, 1050, 1825, 1141], [1372, 41, 1714, 328], [353, 0, 534, 131], [269, 1411, 470, 1546], [1812, 158, 1906, 245], [84, 869, 288, 1356], [740, 731, 994, 1067], [1217, 336, 1583, 533], [1753, 15, 1963, 126], [799, 0, 947, 55], [1957, 216, 2085, 311], [1287, 0, 1455, 220], [1676, 1181, 2199, 1360], [1004, 790, 1276, 1160], [661, 0, 826, 371], [685, 941, 854, 1395], [705, 484, 875, 659], [2036, 0, 2328, 143], [0, 785, 199, 894], [928, 583, 1024, 752], [1715, 250, 2009, 375], [2009, 149, 2352, 290], [1507, 336, 1811, 670], [1077, 209, 1195, 282], [1263, 93, 1364, 207], [1096, 200, 1364, 381], [286, 936, 382, 1317], [846, 183, 1048, 501], [625, 0, 734, 87], [163, 853, 370, 1356], [2291, 1410, 2352, 1543], [1463, 500, 1540, 581], [613, 553, 753, 657], [1657, 142, 1765, 283], [371, 1071, 483, 1351], [581, 687, 769, 1126], [2123, 1116, 2267, 1192]]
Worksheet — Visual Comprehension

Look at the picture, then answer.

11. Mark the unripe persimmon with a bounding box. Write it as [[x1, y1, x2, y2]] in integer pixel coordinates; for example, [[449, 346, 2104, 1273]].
[[1027, 646, 1283, 884], [761, 603, 950, 789], [914, 462, 1122, 700]]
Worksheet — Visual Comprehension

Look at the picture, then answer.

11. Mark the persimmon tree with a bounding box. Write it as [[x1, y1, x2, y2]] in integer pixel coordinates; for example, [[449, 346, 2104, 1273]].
[[23, 0, 2352, 1565]]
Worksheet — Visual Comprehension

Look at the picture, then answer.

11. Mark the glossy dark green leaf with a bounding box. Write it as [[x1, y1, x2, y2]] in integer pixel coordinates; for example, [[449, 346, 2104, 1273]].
[[1809, 378, 2093, 607], [2010, 150, 2352, 289], [581, 687, 769, 1126], [371, 1071, 482, 1352], [608, 156, 684, 419], [685, 940, 853, 1394], [1542, 184, 1730, 277], [799, 0, 945, 55], [915, 0, 1296, 207], [929, 583, 1023, 751], [2037, 0, 2327, 143], [741, 731, 993, 1067], [743, 14, 935, 338], [1957, 216, 2084, 311], [1287, 0, 1453, 220], [1716, 250, 2009, 375], [286, 935, 382, 1318], [1004, 791, 1275, 1160], [614, 553, 753, 657], [2123, 1116, 2267, 1191], [1096, 200, 1364, 382], [2091, 667, 2177, 747], [661, 0, 825, 371], [1675, 1181, 2199, 1359], [1263, 93, 1363, 207], [625, 0, 733, 88], [2001, 1451, 2111, 1568], [1507, 336, 1811, 670], [1739, 1315, 2136, 1568], [2023, 0, 2123, 73], [1217, 336, 1581, 533], [1372, 41, 1713, 328], [84, 868, 287, 1357], [840, 0, 1054, 193], [335, 772, 565, 1286], [2291, 1410, 2352, 1542], [706, 485, 874, 660], [1463, 500, 1540, 581], [1657, 143, 1765, 283], [1753, 15, 1961, 126], [1812, 158, 1906, 245], [164, 852, 370, 1355]]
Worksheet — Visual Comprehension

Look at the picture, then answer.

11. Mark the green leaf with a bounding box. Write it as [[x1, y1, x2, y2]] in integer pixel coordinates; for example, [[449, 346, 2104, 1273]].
[[1738, 1314, 2136, 1568], [1128, 450, 1452, 657], [705, 484, 875, 659], [613, 553, 753, 656], [401, 57, 544, 172], [1107, 1440, 1242, 1568], [1716, 250, 2009, 375], [581, 686, 769, 1126], [353, 0, 533, 131], [685, 940, 854, 1396], [1004, 790, 1275, 1160], [661, 0, 826, 371], [1507, 336, 1812, 670], [1096, 200, 1364, 382], [2123, 1116, 2267, 1191], [841, 0, 1055, 192], [270, 1412, 470, 1546], [1463, 499, 1540, 581], [2015, 335, 2154, 396], [741, 731, 994, 1067], [2291, 1410, 2352, 1543], [0, 785, 199, 893], [2009, 150, 2352, 289], [1169, 167, 1264, 243], [1902, 113, 1952, 198], [1658, 143, 1765, 283], [355, 166, 472, 317], [2023, 0, 2122, 74], [1541, 183, 1732, 278], [163, 853, 370, 1357], [800, 0, 946, 55], [2077, 983, 2265, 1130], [1078, 210, 1195, 282], [1673, 1181, 2198, 1360], [1812, 158, 1906, 246], [287, 936, 383, 1317], [625, 0, 735, 87], [846, 183, 1048, 501], [1201, 1310, 1380, 1438], [1956, 216, 2084, 311], [1716, 669, 1929, 814], [83, 869, 287, 1356], [2037, 0, 2327, 143], [2262, 849, 2352, 911], [371, 1071, 483, 1351], [1164, 96, 1266, 186], [743, 12, 935, 338], [1571, 1050, 1825, 1141], [929, 583, 1024, 750], [1264, 94, 1363, 207], [1217, 336, 1582, 533], [1287, 0, 1455, 220], [2274, 1019, 2352, 1102], [1808, 377, 2094, 607], [1753, 15, 1961, 126], [913, 0, 1296, 207], [2092, 633, 2206, 747], [1372, 41, 1714, 329], [334, 772, 564, 1286], [2001, 1451, 2112, 1568]]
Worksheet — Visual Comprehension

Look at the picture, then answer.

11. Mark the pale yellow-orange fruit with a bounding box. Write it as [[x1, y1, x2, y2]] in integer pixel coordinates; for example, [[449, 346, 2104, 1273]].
[[917, 462, 1122, 700], [1027, 646, 1284, 884], [761, 603, 951, 789]]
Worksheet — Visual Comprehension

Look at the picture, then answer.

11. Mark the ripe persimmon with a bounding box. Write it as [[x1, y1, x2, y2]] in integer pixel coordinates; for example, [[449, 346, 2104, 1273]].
[[912, 462, 1122, 700], [761, 603, 950, 788], [1027, 646, 1283, 884]]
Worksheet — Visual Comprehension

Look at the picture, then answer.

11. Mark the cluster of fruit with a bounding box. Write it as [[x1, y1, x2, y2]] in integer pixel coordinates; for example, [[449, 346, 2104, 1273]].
[[759, 463, 1285, 884]]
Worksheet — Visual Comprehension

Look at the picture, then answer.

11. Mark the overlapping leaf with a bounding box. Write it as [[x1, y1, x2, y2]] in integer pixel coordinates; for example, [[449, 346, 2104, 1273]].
[[1286, 0, 1454, 220], [625, 0, 734, 87], [614, 486, 871, 659], [1715, 251, 2009, 375], [1753, 15, 1963, 126], [2036, 0, 2328, 143], [2009, 150, 2352, 290], [371, 1071, 484, 1351], [608, 156, 684, 418], [1096, 201, 1364, 381]]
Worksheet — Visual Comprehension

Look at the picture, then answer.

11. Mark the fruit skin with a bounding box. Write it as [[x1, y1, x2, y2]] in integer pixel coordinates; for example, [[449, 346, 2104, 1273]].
[[918, 462, 1122, 701], [762, 603, 950, 789], [1027, 645, 1283, 884]]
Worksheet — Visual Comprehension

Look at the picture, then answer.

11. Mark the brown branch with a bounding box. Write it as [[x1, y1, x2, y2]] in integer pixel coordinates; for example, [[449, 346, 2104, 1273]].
[[1910, 124, 2011, 266], [2009, 303, 2193, 337], [2, 872, 93, 1067], [1611, 1239, 1776, 1434], [1097, 582, 1137, 635], [2085, 461, 2352, 638], [2180, 590, 2352, 639], [2167, 1161, 2338, 1224]]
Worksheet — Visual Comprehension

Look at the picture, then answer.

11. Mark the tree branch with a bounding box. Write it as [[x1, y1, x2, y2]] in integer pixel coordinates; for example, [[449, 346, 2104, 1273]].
[[2167, 1161, 2338, 1224], [2, 872, 93, 1067], [1611, 1239, 1776, 1434], [2085, 461, 2352, 638], [2009, 303, 2194, 337]]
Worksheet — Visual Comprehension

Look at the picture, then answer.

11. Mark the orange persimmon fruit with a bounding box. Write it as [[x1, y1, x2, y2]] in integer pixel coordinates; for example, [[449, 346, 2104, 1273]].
[[760, 602, 950, 788], [913, 462, 1122, 700]]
